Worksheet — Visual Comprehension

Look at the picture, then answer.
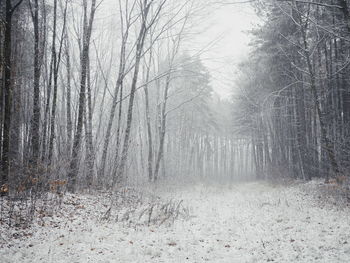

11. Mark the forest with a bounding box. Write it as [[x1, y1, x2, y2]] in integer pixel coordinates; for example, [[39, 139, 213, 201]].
[[1, 0, 350, 262], [233, 0, 350, 183]]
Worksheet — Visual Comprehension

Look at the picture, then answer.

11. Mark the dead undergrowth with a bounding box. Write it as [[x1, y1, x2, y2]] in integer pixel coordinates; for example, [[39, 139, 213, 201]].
[[0, 187, 189, 249]]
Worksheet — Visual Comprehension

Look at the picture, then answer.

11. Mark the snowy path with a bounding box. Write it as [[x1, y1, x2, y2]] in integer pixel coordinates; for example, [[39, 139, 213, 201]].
[[2, 181, 350, 262]]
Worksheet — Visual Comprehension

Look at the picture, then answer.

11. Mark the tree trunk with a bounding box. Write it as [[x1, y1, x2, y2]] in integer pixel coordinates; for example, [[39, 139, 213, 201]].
[[30, 0, 41, 166], [300, 21, 340, 180], [67, 0, 96, 192], [115, 2, 150, 184], [1, 0, 23, 192], [65, 36, 72, 152], [99, 33, 128, 179]]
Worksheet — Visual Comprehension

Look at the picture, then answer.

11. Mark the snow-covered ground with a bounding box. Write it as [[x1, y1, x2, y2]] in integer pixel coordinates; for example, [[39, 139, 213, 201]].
[[1, 180, 350, 262]]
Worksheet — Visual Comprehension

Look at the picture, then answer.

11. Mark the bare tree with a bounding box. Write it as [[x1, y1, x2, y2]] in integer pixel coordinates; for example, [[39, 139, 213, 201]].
[[99, 0, 136, 181], [67, 0, 97, 192], [115, 0, 167, 185], [1, 0, 24, 194]]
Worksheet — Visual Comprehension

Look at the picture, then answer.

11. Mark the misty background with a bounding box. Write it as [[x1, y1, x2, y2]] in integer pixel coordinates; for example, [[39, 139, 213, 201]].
[[1, 0, 350, 262]]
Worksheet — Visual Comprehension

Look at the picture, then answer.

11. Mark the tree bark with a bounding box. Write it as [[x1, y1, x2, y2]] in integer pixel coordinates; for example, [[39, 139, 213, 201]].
[[115, 1, 151, 184], [28, 0, 41, 166], [1, 0, 24, 192], [67, 0, 96, 192]]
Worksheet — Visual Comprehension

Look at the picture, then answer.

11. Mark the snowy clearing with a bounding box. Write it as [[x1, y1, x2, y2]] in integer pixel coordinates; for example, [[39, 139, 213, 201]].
[[1, 181, 350, 263]]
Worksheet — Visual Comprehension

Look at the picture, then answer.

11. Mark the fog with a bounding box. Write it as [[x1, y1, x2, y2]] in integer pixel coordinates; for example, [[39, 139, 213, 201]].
[[1, 0, 350, 262]]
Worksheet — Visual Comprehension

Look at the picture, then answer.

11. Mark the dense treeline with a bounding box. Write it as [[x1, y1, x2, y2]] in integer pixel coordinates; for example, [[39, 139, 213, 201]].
[[1, 0, 254, 199], [0, 0, 193, 194], [3, 0, 348, 201], [233, 0, 350, 181]]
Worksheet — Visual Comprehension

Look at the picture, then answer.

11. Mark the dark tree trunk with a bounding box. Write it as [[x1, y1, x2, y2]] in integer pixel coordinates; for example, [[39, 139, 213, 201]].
[[115, 2, 150, 184], [1, 0, 24, 192], [67, 0, 96, 192], [65, 37, 72, 152], [30, 0, 41, 166]]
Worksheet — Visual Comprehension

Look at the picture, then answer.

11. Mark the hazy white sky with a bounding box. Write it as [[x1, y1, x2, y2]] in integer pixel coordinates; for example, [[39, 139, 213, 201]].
[[192, 2, 259, 98]]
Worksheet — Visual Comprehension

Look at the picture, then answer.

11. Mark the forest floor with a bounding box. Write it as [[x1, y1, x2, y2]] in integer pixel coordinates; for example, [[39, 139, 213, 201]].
[[1, 179, 350, 262]]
